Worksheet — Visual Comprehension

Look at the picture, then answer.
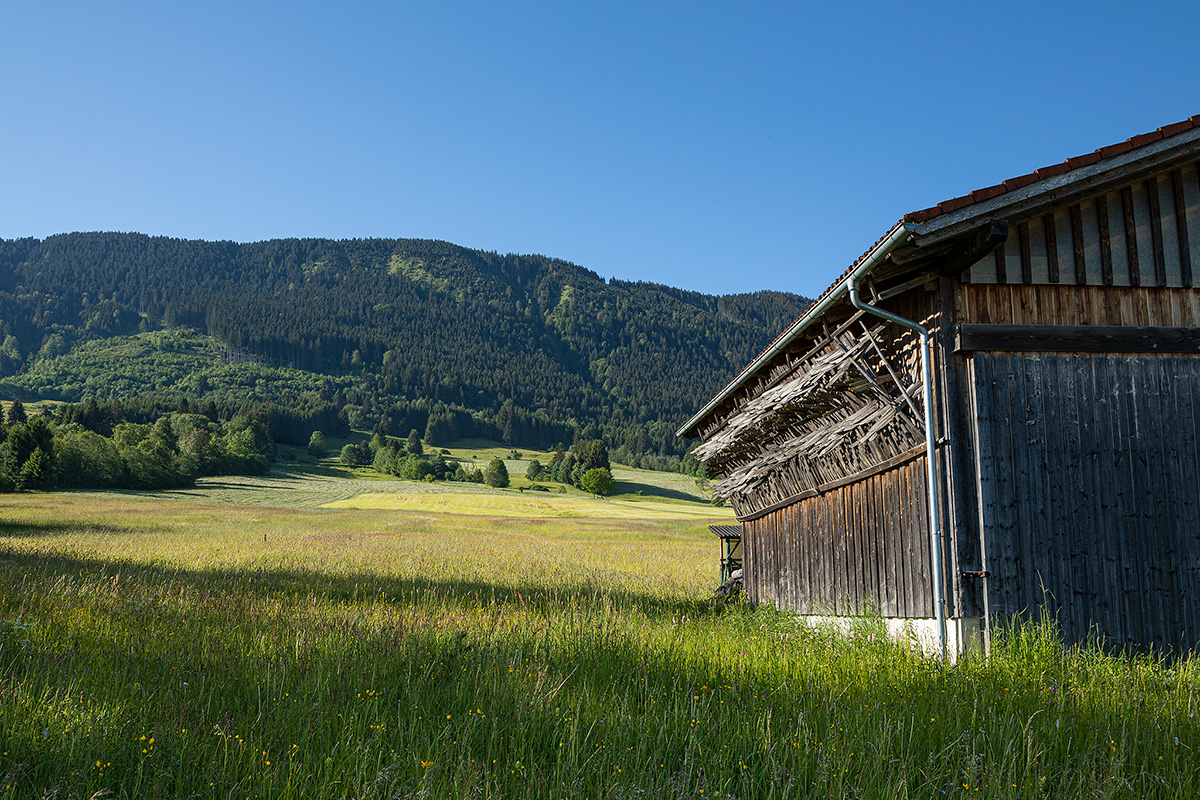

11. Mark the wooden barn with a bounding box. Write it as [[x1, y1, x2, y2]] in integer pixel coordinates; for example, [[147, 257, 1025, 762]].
[[679, 116, 1200, 657]]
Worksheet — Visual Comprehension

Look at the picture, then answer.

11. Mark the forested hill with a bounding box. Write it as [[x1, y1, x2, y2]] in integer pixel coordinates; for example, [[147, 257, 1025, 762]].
[[0, 233, 810, 459]]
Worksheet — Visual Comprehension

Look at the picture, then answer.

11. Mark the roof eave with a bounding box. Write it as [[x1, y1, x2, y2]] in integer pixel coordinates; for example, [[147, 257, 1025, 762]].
[[676, 221, 915, 439]]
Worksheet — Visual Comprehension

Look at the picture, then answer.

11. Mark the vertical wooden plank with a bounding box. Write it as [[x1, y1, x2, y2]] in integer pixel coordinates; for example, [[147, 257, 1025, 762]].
[[1097, 196, 1114, 286], [994, 242, 1008, 285], [796, 503, 809, 614], [1175, 358, 1200, 647], [1108, 355, 1146, 646], [1148, 177, 1168, 287], [1138, 356, 1172, 648], [744, 523, 755, 606], [817, 496, 828, 614], [787, 506, 797, 612], [890, 461, 909, 617], [1091, 355, 1128, 645], [1155, 356, 1189, 647], [845, 485, 858, 615], [1052, 354, 1086, 638], [901, 460, 918, 618], [1070, 204, 1088, 285], [858, 481, 870, 614], [819, 496, 832, 616], [838, 485, 849, 614], [1092, 356, 1128, 644], [875, 472, 890, 616], [993, 353, 1022, 617], [915, 457, 934, 618], [1040, 354, 1082, 641], [879, 471, 897, 617], [1024, 353, 1060, 622], [863, 476, 877, 615], [1014, 285, 1039, 325], [996, 286, 1015, 325], [1008, 353, 1044, 620], [1172, 169, 1194, 286], [1122, 185, 1142, 286], [1018, 220, 1033, 284]]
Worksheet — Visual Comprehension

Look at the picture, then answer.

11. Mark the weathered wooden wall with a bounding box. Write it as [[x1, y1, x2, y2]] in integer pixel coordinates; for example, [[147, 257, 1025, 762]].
[[970, 350, 1200, 651], [742, 455, 934, 618]]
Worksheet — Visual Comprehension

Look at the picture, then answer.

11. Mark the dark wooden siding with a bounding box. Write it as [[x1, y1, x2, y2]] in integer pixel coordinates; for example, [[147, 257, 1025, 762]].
[[742, 456, 933, 618], [970, 351, 1200, 651]]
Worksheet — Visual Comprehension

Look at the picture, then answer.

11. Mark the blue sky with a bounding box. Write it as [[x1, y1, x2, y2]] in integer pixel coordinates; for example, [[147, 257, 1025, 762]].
[[3, 2, 1198, 297]]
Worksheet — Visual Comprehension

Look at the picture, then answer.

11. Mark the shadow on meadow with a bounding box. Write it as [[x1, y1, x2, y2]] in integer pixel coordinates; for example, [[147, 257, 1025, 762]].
[[0, 545, 729, 623], [612, 481, 704, 503]]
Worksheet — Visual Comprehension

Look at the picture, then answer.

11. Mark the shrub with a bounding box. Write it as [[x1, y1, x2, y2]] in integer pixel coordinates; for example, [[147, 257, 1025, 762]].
[[483, 457, 509, 488], [307, 430, 328, 458], [579, 467, 615, 496]]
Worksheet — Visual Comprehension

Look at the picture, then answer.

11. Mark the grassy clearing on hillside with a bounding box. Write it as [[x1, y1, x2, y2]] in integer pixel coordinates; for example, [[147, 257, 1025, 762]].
[[0, 493, 1196, 799]]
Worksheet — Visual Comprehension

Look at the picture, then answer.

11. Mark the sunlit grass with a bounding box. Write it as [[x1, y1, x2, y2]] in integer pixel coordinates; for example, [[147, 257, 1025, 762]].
[[320, 491, 733, 519], [0, 493, 1196, 799]]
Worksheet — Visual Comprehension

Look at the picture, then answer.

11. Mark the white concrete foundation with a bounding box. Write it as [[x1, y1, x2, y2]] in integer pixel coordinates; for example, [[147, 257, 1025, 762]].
[[796, 614, 985, 661]]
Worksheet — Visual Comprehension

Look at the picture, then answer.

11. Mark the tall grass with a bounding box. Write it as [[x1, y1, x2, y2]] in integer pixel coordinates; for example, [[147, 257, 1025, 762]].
[[0, 494, 1196, 798]]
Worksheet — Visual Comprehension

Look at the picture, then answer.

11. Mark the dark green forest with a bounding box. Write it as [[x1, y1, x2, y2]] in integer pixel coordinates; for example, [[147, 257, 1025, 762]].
[[0, 233, 810, 461]]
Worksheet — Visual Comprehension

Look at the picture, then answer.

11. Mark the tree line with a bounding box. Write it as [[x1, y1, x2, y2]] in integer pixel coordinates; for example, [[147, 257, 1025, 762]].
[[0, 399, 275, 492]]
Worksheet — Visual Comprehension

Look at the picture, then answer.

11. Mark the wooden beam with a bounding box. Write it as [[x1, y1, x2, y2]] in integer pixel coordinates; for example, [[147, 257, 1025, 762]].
[[1097, 195, 1114, 286], [1018, 220, 1033, 284], [1172, 168, 1193, 287], [1121, 185, 1141, 287], [890, 220, 1009, 269], [1043, 212, 1060, 284], [955, 323, 1200, 354], [1148, 177, 1167, 286], [1069, 204, 1088, 284]]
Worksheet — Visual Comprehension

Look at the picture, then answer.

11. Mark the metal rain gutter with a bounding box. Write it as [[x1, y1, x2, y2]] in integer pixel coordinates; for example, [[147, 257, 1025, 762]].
[[846, 280, 948, 662], [676, 222, 915, 439]]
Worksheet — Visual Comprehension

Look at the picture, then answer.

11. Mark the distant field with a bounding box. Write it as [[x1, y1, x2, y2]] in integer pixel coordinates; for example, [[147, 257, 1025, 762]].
[[126, 438, 727, 518], [0, 480, 1195, 798]]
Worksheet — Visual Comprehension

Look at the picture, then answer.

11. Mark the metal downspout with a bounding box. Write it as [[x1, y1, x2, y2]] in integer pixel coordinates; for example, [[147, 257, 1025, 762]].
[[847, 281, 948, 662]]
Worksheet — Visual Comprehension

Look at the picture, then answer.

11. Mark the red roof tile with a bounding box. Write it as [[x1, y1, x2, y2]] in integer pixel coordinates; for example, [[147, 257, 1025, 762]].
[[1097, 141, 1134, 158], [901, 115, 1199, 224], [1064, 151, 1103, 169], [1002, 174, 1039, 191]]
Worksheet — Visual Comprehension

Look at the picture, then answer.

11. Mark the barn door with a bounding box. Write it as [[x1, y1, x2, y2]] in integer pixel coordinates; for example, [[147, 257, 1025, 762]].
[[969, 351, 1200, 651]]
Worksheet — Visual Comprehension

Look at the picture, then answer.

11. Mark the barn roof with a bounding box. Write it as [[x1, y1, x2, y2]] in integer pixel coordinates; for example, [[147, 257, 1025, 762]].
[[678, 114, 1200, 439]]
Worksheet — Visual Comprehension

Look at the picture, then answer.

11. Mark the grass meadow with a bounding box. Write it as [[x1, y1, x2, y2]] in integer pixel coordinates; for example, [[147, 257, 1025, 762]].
[[0, 482, 1197, 798]]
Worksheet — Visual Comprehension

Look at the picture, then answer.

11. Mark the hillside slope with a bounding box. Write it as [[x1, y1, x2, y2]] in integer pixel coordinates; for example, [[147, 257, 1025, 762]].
[[0, 234, 810, 456]]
